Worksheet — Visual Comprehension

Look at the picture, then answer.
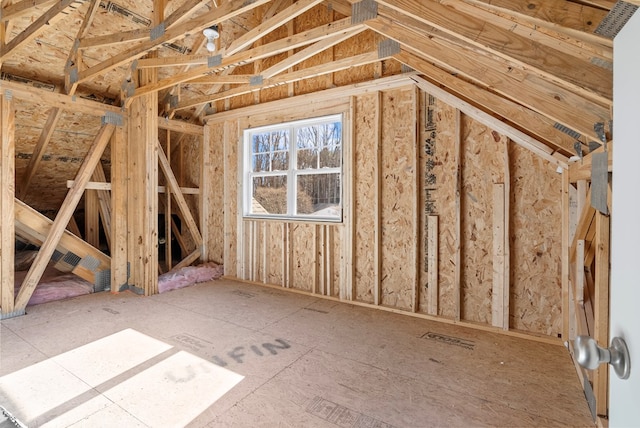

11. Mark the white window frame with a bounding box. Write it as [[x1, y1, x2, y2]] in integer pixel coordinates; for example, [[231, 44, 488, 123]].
[[243, 114, 343, 222]]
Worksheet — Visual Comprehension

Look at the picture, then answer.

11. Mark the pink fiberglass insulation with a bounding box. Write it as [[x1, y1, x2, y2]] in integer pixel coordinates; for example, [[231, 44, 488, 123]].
[[158, 262, 224, 293], [14, 264, 93, 306]]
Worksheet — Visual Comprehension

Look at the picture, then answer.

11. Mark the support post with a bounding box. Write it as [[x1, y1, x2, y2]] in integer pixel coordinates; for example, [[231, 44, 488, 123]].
[[0, 93, 16, 316]]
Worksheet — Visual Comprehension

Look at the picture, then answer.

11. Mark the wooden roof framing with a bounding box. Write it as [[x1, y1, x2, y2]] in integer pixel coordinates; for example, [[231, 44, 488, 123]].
[[0, 0, 624, 314]]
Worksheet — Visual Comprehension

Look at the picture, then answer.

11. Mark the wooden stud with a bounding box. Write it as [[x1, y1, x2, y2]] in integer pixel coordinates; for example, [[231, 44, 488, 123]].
[[287, 223, 294, 288], [14, 124, 115, 310], [374, 91, 382, 306], [85, 189, 100, 248], [0, 93, 15, 315], [454, 108, 462, 321], [166, 130, 173, 270], [313, 224, 319, 294], [427, 216, 439, 316], [562, 170, 570, 339], [593, 211, 610, 417], [92, 163, 112, 251], [412, 86, 420, 313], [200, 125, 210, 263], [111, 125, 128, 292], [326, 225, 334, 296], [263, 222, 269, 284], [492, 183, 506, 329], [503, 138, 511, 329]]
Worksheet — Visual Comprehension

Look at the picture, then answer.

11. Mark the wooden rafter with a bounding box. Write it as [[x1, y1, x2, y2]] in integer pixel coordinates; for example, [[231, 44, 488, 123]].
[[76, 0, 272, 86], [173, 49, 387, 111], [261, 26, 366, 78], [366, 16, 610, 143], [396, 51, 577, 156], [452, 0, 611, 47], [1, 0, 56, 22], [225, 0, 324, 56], [1, 0, 75, 59], [372, 0, 611, 104], [65, 0, 102, 95], [132, 18, 364, 99], [18, 108, 61, 199]]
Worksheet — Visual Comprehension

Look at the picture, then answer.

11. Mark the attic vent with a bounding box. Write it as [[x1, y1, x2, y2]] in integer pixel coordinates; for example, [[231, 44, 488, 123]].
[[594, 1, 638, 39], [553, 122, 582, 140], [1, 72, 55, 92], [100, 1, 151, 27]]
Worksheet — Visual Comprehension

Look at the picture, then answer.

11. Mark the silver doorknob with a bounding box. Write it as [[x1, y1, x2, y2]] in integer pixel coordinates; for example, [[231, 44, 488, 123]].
[[574, 336, 631, 380]]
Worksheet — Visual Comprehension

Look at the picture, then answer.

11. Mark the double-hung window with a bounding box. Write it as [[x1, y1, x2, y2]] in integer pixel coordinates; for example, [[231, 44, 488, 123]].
[[244, 114, 343, 221]]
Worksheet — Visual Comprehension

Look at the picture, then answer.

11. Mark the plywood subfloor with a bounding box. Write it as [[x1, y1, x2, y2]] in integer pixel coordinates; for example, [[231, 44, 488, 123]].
[[0, 279, 592, 427]]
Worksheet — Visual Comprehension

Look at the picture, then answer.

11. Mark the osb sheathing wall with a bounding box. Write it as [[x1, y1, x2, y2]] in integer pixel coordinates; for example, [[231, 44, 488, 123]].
[[205, 84, 563, 338]]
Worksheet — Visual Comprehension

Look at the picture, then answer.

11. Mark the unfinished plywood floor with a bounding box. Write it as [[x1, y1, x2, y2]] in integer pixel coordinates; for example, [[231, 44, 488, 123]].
[[0, 279, 592, 427]]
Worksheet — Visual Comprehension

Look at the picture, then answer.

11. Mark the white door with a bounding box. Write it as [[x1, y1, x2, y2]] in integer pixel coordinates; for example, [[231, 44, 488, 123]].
[[610, 10, 640, 426]]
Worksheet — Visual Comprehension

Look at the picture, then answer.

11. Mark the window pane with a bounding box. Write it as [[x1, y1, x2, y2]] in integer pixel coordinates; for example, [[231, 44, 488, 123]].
[[270, 150, 289, 171], [252, 130, 289, 172], [319, 145, 341, 168], [296, 173, 341, 218], [297, 147, 317, 169], [252, 176, 287, 215]]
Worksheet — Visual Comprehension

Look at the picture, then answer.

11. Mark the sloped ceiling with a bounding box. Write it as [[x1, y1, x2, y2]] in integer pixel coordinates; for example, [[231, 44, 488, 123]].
[[0, 0, 632, 208]]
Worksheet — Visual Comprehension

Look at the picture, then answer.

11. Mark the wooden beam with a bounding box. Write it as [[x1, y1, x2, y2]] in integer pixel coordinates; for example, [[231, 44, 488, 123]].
[[19, 108, 62, 199], [0, 93, 15, 315], [14, 124, 115, 311], [76, 0, 271, 85], [1, 0, 74, 59], [14, 199, 110, 284], [1, 80, 122, 115], [158, 117, 203, 135]]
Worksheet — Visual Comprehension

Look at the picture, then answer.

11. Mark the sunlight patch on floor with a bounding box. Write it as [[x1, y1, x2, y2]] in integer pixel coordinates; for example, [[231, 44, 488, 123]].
[[0, 329, 244, 427]]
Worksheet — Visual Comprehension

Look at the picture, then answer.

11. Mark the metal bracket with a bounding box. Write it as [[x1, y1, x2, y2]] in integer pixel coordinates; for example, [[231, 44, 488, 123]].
[[378, 39, 400, 58], [102, 111, 124, 127], [352, 0, 377, 23], [208, 54, 222, 68], [150, 22, 166, 41], [0, 308, 26, 320], [250, 75, 264, 86]]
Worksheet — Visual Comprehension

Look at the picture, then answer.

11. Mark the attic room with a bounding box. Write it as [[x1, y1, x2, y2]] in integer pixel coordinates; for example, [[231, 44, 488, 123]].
[[1, 0, 639, 426]]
